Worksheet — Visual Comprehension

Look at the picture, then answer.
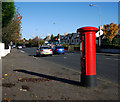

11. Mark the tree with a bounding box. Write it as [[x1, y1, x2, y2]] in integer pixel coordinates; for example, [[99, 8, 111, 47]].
[[11, 9, 22, 45], [2, 2, 15, 27], [118, 24, 120, 35], [39, 40, 44, 46], [2, 9, 22, 48], [31, 36, 39, 47], [50, 34, 54, 39], [102, 23, 119, 42], [28, 39, 32, 47]]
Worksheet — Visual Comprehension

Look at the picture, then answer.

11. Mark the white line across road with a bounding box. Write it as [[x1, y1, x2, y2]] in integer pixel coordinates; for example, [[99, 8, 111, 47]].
[[96, 53, 120, 56], [20, 50, 25, 53], [105, 58, 111, 60], [33, 56, 41, 60], [64, 57, 67, 59], [114, 59, 120, 60], [105, 58, 120, 60]]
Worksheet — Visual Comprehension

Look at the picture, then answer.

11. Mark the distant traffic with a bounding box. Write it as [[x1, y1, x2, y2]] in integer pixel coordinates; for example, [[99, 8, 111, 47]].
[[11, 44, 65, 57]]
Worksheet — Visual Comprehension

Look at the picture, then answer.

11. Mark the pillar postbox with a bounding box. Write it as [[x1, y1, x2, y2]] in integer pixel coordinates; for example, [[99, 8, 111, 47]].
[[77, 27, 98, 87]]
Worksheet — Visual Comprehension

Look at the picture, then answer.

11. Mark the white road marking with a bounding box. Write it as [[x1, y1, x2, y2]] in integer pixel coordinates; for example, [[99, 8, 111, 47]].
[[96, 53, 120, 56], [33, 57, 40, 60], [64, 57, 67, 59], [106, 58, 111, 60], [105, 58, 120, 61], [114, 59, 120, 61], [20, 50, 25, 53]]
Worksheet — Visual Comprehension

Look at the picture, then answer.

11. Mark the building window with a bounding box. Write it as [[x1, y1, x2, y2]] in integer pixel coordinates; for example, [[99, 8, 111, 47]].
[[68, 40, 69, 43], [77, 39, 78, 42]]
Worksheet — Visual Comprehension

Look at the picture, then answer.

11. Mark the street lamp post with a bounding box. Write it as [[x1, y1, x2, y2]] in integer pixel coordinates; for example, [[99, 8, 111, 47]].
[[89, 4, 101, 47]]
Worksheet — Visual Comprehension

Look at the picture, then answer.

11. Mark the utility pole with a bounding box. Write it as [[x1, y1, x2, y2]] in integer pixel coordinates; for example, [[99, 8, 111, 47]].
[[89, 4, 101, 47]]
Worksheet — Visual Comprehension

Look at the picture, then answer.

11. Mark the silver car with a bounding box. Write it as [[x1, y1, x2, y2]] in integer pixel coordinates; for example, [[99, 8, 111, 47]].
[[17, 46, 22, 49], [36, 46, 53, 56]]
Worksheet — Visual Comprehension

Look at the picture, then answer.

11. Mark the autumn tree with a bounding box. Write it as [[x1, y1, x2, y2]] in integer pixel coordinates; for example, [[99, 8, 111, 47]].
[[118, 24, 120, 35], [102, 23, 119, 42], [2, 9, 22, 48], [11, 9, 22, 44]]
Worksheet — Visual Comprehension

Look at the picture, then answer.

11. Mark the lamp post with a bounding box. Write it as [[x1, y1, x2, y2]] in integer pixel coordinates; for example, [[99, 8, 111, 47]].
[[89, 4, 101, 47]]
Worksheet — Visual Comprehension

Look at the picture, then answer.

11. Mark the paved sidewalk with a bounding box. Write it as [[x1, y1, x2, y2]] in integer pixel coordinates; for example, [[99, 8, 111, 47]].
[[1, 49, 119, 101]]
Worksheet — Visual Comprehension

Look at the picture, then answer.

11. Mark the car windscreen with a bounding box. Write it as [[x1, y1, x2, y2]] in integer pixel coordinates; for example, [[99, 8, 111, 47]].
[[41, 47, 51, 49], [56, 46, 64, 49]]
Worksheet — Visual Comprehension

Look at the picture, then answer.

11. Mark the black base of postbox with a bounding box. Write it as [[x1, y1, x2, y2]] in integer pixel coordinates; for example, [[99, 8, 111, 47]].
[[81, 75, 96, 87]]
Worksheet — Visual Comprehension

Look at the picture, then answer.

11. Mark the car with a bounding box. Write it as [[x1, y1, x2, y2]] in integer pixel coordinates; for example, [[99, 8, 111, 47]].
[[36, 46, 53, 56], [53, 46, 65, 54], [17, 46, 22, 49], [13, 45, 16, 48], [22, 45, 26, 48], [11, 44, 16, 48]]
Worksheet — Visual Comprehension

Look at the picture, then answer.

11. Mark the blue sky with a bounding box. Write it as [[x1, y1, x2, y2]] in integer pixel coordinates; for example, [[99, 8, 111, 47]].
[[14, 2, 118, 39]]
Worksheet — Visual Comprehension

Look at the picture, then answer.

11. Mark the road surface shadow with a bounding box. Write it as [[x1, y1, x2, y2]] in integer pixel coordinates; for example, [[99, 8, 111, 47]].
[[29, 55, 50, 57], [104, 55, 113, 56], [13, 69, 82, 86], [29, 55, 34, 56]]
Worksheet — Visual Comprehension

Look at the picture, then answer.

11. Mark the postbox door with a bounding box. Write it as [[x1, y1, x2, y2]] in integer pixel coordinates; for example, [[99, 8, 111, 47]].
[[80, 34, 86, 75]]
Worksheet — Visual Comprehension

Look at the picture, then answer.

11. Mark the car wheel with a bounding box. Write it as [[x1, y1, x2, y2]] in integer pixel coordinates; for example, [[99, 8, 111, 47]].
[[50, 54, 52, 56], [36, 54, 39, 57], [53, 52, 55, 55]]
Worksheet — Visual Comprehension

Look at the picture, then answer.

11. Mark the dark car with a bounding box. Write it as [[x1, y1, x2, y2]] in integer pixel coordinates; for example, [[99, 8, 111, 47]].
[[53, 46, 65, 54]]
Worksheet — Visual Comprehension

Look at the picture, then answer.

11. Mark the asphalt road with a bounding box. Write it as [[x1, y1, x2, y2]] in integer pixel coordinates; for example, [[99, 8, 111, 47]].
[[21, 47, 119, 85]]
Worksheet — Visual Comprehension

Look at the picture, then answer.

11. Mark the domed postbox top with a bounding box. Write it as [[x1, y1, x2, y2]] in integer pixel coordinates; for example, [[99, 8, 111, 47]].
[[77, 26, 98, 33]]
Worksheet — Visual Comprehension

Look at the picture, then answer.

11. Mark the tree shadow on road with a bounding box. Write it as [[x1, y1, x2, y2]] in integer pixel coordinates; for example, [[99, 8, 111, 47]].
[[13, 69, 82, 86], [29, 55, 48, 57], [29, 55, 35, 56]]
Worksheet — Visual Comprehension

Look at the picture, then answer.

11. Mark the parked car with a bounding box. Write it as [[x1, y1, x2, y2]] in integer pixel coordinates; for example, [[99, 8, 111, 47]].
[[22, 45, 26, 48], [13, 45, 16, 48], [17, 46, 22, 49], [11, 44, 16, 48], [53, 46, 65, 54], [36, 46, 53, 56]]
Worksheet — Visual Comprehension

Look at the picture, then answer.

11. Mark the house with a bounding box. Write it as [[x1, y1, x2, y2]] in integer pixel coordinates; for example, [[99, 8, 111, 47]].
[[49, 36, 59, 45], [75, 34, 81, 45], [63, 34, 72, 45], [48, 35, 65, 45], [48, 33, 81, 46], [43, 36, 50, 45], [63, 33, 80, 45]]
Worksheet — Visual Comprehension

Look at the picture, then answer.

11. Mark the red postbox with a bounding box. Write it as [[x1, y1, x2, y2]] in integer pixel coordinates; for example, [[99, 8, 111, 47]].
[[77, 27, 98, 87]]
